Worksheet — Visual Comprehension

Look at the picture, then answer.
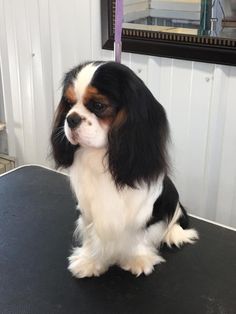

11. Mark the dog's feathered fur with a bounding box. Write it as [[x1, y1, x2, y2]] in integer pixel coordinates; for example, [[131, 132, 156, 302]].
[[51, 61, 198, 278]]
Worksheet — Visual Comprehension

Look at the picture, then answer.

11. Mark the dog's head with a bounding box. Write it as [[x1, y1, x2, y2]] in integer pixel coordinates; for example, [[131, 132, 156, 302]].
[[51, 61, 169, 188]]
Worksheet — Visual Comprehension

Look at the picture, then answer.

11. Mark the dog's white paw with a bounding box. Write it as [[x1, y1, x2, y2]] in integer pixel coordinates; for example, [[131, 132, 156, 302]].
[[121, 253, 165, 277], [68, 248, 107, 278]]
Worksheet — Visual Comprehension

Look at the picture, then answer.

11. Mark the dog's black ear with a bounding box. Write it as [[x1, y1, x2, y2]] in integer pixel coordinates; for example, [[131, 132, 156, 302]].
[[50, 96, 78, 168], [107, 79, 170, 189]]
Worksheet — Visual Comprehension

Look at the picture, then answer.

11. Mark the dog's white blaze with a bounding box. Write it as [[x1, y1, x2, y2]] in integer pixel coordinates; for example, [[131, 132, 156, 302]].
[[74, 62, 102, 100]]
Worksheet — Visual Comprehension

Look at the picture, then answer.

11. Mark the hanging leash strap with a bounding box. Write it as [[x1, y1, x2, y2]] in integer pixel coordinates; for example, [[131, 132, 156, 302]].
[[114, 0, 123, 63]]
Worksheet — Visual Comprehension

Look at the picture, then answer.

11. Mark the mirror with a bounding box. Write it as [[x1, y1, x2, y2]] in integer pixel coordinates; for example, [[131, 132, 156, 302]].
[[101, 0, 236, 65], [124, 0, 236, 38]]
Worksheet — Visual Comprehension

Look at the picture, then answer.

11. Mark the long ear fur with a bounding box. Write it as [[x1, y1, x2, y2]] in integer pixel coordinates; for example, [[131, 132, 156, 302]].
[[50, 97, 78, 168], [107, 67, 170, 188]]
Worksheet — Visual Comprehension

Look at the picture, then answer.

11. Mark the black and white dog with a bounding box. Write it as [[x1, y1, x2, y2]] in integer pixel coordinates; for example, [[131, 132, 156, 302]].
[[51, 61, 198, 278]]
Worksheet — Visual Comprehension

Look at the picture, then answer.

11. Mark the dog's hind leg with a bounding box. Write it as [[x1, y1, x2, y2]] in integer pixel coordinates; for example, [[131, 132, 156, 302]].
[[162, 203, 199, 248]]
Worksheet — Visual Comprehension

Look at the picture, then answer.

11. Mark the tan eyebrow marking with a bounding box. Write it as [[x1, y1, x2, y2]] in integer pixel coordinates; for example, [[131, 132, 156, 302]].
[[83, 85, 116, 119], [83, 86, 109, 105], [64, 85, 77, 103]]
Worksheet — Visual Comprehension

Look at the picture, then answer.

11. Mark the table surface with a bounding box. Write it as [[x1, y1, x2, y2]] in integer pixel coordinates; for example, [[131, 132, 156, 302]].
[[0, 165, 236, 314]]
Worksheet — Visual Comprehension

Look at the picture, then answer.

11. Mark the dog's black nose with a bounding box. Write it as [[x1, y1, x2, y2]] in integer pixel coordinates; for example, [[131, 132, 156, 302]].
[[67, 113, 82, 129]]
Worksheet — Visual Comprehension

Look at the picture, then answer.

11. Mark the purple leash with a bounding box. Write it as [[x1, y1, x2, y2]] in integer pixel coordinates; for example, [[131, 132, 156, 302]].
[[114, 0, 123, 63]]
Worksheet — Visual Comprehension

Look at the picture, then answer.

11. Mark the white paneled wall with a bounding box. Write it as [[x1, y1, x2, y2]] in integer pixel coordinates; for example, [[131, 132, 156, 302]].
[[0, 0, 236, 227], [0, 0, 54, 165]]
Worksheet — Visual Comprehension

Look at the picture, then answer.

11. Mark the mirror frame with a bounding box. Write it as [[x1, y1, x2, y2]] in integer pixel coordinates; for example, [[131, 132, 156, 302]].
[[101, 0, 236, 66]]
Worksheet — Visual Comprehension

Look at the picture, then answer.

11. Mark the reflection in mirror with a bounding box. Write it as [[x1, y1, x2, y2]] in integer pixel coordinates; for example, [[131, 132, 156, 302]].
[[124, 0, 236, 39]]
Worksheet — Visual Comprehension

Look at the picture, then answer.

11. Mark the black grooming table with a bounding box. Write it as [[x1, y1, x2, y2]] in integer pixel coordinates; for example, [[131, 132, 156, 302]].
[[0, 166, 236, 314]]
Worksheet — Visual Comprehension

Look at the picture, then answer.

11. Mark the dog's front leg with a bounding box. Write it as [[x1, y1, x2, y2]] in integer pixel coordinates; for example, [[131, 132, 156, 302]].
[[68, 217, 109, 278], [119, 248, 165, 277]]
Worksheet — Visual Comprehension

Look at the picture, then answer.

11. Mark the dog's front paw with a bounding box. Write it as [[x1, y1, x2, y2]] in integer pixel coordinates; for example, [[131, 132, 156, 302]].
[[68, 248, 107, 278], [121, 253, 165, 277]]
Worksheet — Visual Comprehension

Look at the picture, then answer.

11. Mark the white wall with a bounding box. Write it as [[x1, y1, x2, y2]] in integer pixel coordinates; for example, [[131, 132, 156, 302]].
[[0, 0, 236, 228]]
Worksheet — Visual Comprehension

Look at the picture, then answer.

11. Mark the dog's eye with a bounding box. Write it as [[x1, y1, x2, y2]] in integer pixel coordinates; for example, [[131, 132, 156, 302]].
[[87, 101, 107, 114], [93, 102, 106, 111]]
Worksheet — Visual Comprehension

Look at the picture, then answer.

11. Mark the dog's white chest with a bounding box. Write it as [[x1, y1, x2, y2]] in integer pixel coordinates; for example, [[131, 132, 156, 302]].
[[70, 148, 162, 239]]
